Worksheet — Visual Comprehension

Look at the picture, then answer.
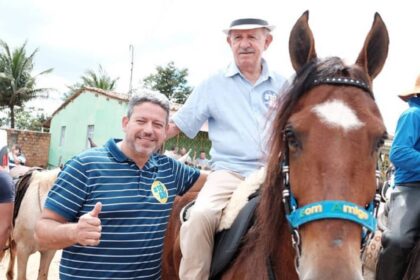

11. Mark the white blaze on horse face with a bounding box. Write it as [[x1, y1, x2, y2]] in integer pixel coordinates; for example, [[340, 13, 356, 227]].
[[312, 99, 364, 131]]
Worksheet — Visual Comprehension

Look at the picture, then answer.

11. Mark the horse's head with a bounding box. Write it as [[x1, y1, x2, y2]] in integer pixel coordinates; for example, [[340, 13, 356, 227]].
[[267, 11, 389, 280]]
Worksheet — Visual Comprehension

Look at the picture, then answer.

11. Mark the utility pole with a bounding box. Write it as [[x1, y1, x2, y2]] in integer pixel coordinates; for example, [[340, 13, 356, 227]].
[[129, 44, 134, 97]]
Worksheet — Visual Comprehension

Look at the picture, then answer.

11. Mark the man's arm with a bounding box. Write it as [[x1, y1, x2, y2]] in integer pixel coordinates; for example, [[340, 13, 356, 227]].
[[0, 202, 13, 249], [389, 112, 420, 173], [166, 122, 181, 139], [35, 202, 103, 250], [188, 171, 208, 193]]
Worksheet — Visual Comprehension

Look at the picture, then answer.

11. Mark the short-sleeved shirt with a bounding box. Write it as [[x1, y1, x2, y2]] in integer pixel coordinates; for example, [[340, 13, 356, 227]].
[[0, 170, 14, 203], [172, 60, 287, 177], [44, 138, 200, 280]]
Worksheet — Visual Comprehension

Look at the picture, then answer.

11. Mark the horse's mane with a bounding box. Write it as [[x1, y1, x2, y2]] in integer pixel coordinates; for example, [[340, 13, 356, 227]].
[[253, 57, 371, 257]]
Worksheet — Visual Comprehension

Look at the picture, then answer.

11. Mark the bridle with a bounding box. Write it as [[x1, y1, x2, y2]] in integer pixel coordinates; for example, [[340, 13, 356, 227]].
[[280, 77, 383, 273]]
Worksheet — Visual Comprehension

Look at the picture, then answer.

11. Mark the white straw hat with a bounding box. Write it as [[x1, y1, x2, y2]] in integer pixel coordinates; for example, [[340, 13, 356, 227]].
[[399, 74, 420, 101], [223, 18, 275, 34]]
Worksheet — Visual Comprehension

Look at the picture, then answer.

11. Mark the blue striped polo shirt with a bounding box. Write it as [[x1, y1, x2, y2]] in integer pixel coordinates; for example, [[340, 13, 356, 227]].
[[44, 138, 200, 280]]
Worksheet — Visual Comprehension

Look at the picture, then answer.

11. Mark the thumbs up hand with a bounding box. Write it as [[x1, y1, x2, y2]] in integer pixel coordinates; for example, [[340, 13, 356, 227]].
[[76, 202, 102, 246], [89, 202, 102, 218]]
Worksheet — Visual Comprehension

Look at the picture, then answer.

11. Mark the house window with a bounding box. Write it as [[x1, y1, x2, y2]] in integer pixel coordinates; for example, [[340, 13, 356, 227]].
[[86, 125, 95, 148], [59, 126, 66, 147]]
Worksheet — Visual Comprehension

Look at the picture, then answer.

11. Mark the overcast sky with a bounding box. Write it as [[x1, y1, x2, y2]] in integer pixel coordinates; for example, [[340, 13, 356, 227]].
[[1, 0, 419, 133]]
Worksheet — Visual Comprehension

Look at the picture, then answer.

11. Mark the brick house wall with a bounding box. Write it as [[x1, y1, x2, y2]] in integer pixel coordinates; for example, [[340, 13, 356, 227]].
[[5, 128, 50, 168]]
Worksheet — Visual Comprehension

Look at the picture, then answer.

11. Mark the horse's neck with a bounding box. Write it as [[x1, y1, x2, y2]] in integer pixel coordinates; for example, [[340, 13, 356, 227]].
[[228, 219, 297, 280], [254, 190, 298, 279], [272, 223, 298, 279]]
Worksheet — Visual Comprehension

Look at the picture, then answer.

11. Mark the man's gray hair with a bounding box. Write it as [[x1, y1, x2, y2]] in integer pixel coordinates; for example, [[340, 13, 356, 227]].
[[127, 89, 170, 121]]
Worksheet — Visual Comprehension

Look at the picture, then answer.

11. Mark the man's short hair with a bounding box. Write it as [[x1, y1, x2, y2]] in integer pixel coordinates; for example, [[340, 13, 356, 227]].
[[127, 89, 170, 122]]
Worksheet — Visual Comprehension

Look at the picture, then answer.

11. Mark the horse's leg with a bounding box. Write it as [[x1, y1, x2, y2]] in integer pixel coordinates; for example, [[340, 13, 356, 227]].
[[37, 250, 56, 280], [16, 245, 32, 280], [0, 239, 5, 262], [6, 240, 16, 280]]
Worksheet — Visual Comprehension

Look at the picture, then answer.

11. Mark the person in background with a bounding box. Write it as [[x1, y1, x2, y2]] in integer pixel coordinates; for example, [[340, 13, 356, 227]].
[[376, 74, 420, 280], [164, 145, 180, 159], [0, 170, 14, 250], [8, 144, 26, 169], [194, 150, 210, 170], [179, 147, 193, 165], [35, 90, 207, 280], [167, 17, 288, 280]]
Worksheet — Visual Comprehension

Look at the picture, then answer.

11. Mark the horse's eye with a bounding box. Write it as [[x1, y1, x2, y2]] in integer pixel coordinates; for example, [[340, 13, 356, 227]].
[[284, 126, 301, 150]]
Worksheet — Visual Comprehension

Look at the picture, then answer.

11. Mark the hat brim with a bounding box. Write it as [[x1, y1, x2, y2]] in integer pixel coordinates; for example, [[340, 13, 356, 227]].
[[223, 24, 275, 34], [398, 87, 420, 101]]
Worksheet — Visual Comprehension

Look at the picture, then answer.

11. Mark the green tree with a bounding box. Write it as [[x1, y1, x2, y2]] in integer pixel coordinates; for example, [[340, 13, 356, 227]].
[[0, 107, 48, 131], [143, 61, 192, 103], [0, 40, 52, 128], [65, 65, 119, 100]]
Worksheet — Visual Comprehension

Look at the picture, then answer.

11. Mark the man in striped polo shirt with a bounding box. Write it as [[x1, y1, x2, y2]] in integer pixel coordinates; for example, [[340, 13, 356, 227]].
[[35, 90, 206, 280]]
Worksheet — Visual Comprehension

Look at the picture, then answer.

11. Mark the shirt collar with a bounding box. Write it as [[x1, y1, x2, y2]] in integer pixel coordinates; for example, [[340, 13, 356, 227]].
[[144, 154, 158, 170], [106, 138, 127, 162], [408, 97, 420, 107], [105, 138, 159, 169], [224, 58, 273, 81]]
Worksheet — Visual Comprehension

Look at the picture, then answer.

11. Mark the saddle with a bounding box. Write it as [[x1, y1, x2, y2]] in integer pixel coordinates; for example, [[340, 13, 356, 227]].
[[180, 167, 266, 279], [13, 167, 43, 225], [211, 193, 260, 279]]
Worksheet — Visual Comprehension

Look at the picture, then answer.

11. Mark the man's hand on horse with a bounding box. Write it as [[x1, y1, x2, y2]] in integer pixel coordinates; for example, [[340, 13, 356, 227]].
[[75, 202, 102, 246]]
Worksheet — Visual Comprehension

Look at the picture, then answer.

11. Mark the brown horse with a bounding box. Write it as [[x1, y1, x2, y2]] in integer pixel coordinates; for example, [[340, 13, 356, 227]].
[[162, 11, 389, 280]]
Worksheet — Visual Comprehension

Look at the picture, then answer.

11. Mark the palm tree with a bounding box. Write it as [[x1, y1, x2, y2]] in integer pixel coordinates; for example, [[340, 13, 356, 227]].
[[0, 40, 52, 128], [65, 65, 119, 99]]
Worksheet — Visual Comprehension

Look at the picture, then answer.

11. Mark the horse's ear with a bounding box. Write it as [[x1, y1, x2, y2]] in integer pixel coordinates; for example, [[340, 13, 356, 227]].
[[355, 13, 389, 80], [289, 10, 317, 72]]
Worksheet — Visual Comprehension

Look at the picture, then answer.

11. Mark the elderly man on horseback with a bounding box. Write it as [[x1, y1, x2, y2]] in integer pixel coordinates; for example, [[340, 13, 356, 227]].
[[376, 76, 420, 280], [167, 17, 287, 280]]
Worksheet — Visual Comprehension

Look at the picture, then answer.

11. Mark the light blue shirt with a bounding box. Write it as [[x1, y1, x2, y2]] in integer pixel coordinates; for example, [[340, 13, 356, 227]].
[[172, 60, 287, 176]]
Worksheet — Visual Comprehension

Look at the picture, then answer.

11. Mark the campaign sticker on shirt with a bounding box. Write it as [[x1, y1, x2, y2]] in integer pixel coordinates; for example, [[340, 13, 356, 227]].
[[151, 181, 168, 203], [262, 90, 278, 108]]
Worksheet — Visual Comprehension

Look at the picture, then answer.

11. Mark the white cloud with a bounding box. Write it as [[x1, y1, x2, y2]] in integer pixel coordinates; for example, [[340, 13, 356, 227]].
[[1, 0, 418, 133]]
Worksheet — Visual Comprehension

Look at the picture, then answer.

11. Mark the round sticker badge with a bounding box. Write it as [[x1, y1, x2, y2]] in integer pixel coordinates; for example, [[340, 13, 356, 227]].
[[151, 181, 168, 203], [262, 90, 278, 108]]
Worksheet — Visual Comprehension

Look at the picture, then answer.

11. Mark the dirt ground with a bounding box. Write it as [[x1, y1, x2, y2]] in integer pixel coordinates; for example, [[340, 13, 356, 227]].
[[0, 250, 61, 279], [0, 249, 375, 280]]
